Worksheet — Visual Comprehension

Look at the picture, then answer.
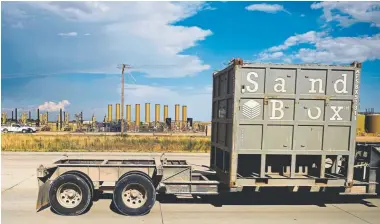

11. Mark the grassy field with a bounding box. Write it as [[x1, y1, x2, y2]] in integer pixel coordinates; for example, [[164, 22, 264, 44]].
[[1, 134, 211, 152], [2, 133, 379, 153]]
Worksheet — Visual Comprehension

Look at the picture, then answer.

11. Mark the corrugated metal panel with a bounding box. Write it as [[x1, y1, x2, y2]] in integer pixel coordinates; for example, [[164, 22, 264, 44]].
[[211, 59, 361, 188]]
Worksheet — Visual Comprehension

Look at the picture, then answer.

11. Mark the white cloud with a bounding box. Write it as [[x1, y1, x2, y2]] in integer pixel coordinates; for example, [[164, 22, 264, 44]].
[[245, 3, 290, 14], [57, 32, 78, 37], [256, 31, 380, 64], [38, 100, 70, 112], [257, 51, 285, 61], [295, 35, 380, 63], [2, 3, 30, 27], [267, 31, 326, 52], [203, 5, 217, 11], [203, 85, 213, 94], [3, 2, 212, 78], [2, 5, 29, 19], [311, 2, 380, 27], [11, 21, 24, 29], [84, 33, 91, 36], [300, 14, 305, 17]]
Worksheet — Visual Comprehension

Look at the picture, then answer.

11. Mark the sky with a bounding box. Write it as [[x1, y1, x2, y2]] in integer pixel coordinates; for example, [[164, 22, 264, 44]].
[[1, 1, 380, 121]]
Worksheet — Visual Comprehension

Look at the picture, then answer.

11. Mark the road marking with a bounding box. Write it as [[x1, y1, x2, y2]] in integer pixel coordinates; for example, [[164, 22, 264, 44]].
[[159, 202, 165, 224], [1, 174, 35, 193], [331, 204, 373, 224]]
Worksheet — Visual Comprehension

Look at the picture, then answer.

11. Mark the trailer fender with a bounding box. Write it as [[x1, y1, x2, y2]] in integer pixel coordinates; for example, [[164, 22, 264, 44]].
[[63, 171, 94, 197], [36, 180, 51, 212], [118, 170, 153, 183]]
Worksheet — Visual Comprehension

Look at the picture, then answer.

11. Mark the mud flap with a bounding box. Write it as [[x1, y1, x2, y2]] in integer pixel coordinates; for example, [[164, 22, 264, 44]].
[[36, 181, 51, 212]]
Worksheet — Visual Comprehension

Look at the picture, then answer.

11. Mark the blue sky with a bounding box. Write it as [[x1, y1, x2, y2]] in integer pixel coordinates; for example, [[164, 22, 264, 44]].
[[1, 1, 380, 121]]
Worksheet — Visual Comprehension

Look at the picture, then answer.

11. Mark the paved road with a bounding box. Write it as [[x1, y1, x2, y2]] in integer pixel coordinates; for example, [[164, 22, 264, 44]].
[[2, 152, 380, 224]]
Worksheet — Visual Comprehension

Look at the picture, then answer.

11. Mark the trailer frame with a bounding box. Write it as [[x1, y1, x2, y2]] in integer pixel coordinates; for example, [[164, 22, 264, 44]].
[[36, 142, 379, 215]]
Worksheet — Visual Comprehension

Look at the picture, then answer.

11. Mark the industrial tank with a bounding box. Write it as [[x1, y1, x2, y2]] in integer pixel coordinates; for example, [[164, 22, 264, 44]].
[[357, 114, 366, 134], [365, 114, 380, 134]]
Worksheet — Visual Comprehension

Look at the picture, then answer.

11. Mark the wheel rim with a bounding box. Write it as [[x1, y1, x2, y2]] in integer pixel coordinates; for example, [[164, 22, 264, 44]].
[[56, 183, 83, 208], [122, 184, 147, 209]]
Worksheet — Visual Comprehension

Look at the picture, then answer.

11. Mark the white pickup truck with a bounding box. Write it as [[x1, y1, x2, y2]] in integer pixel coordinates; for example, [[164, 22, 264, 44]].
[[1, 124, 37, 133]]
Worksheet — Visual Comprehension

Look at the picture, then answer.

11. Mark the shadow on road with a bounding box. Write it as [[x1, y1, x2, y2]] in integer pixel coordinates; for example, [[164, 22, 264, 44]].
[[156, 190, 378, 208], [96, 189, 378, 211]]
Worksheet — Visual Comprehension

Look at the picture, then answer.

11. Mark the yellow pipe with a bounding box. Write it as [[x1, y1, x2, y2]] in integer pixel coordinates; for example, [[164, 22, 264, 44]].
[[126, 105, 131, 124], [145, 103, 150, 124], [135, 104, 140, 126], [164, 105, 168, 121], [182, 105, 187, 128], [175, 104, 180, 122], [155, 104, 160, 123], [108, 104, 112, 122], [116, 103, 121, 120]]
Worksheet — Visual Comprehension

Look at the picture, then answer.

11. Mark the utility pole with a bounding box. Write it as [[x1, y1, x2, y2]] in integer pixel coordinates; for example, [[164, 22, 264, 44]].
[[121, 64, 125, 135], [119, 63, 132, 135]]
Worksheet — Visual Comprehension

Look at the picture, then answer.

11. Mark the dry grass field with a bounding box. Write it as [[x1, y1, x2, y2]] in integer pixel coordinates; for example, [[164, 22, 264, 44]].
[[1, 133, 379, 152], [1, 134, 211, 152]]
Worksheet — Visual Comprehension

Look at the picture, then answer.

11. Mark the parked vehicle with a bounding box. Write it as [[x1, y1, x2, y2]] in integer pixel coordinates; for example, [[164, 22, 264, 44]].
[[1, 124, 37, 133], [36, 59, 380, 216]]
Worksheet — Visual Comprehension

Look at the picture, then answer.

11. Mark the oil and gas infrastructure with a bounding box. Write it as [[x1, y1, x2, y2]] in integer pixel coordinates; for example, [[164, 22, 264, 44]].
[[1, 104, 211, 134]]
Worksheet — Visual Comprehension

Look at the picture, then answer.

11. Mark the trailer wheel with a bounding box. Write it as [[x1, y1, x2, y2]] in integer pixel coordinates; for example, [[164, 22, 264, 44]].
[[113, 173, 156, 216], [49, 174, 92, 216], [64, 171, 94, 198]]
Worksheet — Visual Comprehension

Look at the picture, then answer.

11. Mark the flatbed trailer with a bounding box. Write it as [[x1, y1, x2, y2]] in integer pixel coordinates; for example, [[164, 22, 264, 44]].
[[36, 59, 380, 216], [36, 154, 220, 216], [36, 142, 379, 216]]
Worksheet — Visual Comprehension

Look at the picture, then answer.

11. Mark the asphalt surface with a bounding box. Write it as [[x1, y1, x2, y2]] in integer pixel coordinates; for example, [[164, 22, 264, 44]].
[[2, 152, 380, 224]]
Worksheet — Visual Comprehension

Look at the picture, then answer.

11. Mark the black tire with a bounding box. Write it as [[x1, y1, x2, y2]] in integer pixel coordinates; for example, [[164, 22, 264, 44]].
[[64, 171, 94, 198], [49, 174, 92, 216], [22, 129, 27, 133], [3, 129, 8, 133], [113, 173, 156, 216], [118, 171, 152, 184]]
